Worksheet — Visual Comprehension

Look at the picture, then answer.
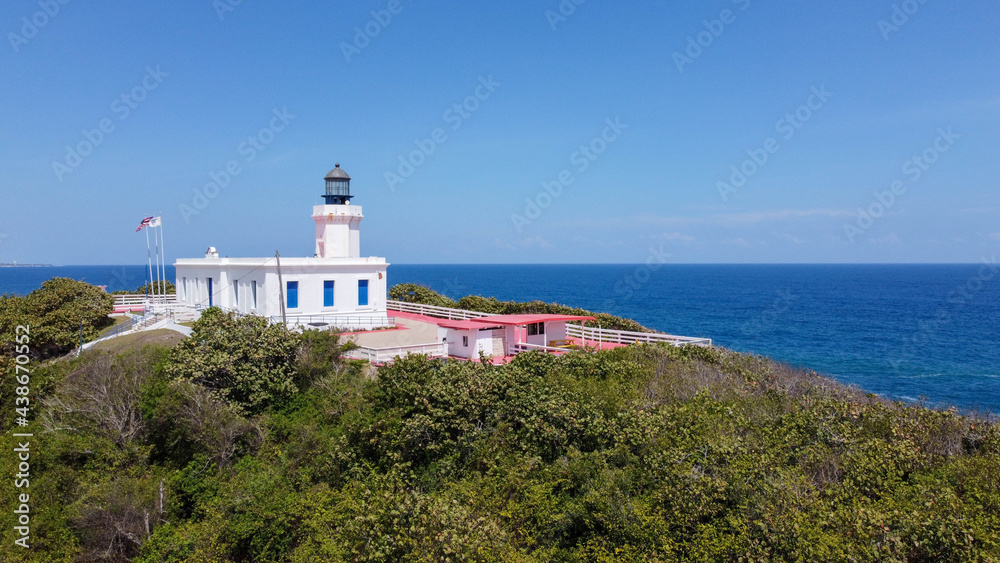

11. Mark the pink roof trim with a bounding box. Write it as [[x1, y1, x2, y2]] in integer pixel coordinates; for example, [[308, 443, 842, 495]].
[[471, 314, 596, 325], [436, 319, 502, 330]]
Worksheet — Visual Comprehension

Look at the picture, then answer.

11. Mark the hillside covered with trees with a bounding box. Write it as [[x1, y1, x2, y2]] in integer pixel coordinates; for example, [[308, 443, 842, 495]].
[[0, 283, 997, 561], [389, 283, 656, 333]]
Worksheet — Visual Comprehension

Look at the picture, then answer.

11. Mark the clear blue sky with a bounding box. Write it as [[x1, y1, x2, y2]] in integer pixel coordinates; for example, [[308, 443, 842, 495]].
[[1, 0, 998, 265]]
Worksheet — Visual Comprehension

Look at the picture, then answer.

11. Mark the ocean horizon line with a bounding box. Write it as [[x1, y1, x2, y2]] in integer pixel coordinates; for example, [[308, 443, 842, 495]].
[[21, 261, 997, 268]]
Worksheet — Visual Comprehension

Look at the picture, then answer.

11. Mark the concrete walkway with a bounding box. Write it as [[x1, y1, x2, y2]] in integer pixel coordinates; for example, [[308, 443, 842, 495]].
[[165, 321, 193, 337], [81, 317, 192, 351], [344, 314, 441, 350]]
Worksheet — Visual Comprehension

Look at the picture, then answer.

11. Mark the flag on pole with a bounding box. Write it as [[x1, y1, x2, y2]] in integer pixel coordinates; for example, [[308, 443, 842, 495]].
[[136, 216, 154, 232], [149, 216, 162, 228]]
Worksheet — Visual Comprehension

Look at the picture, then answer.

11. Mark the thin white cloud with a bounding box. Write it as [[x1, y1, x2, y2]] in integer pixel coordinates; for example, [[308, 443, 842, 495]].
[[519, 237, 553, 249], [869, 233, 902, 245], [645, 232, 696, 243], [780, 233, 807, 245], [633, 208, 852, 227]]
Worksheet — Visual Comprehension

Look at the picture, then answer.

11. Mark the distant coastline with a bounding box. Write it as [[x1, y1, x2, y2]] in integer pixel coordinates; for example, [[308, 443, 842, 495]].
[[0, 263, 55, 268]]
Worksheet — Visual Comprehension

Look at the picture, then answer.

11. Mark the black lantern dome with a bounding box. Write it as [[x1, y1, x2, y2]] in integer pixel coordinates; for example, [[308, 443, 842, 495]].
[[323, 163, 352, 205]]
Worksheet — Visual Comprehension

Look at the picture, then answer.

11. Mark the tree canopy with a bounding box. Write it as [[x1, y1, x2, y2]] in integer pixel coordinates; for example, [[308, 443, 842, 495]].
[[163, 308, 302, 416], [2, 288, 998, 562], [0, 277, 114, 360]]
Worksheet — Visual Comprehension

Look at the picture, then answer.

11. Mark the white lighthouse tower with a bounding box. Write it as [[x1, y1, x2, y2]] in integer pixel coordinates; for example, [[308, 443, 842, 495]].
[[314, 164, 362, 259], [174, 163, 390, 329]]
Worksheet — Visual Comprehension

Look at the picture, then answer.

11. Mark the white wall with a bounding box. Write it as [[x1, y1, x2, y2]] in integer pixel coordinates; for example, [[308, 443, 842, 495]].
[[447, 328, 476, 358], [446, 328, 504, 359], [313, 205, 363, 258], [547, 322, 568, 342], [277, 268, 384, 318], [176, 259, 388, 320]]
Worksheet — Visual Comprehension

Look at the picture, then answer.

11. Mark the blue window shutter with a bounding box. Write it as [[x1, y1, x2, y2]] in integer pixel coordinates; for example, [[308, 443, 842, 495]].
[[208, 278, 213, 307], [324, 280, 335, 307], [358, 280, 369, 306], [287, 281, 298, 309]]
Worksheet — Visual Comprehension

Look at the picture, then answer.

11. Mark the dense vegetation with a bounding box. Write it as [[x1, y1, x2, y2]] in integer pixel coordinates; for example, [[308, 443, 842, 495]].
[[110, 280, 176, 296], [390, 283, 654, 333], [0, 278, 115, 362], [1, 290, 998, 561]]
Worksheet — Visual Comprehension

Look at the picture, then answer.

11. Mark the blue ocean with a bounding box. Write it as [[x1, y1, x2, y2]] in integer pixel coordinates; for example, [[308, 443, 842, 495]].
[[2, 264, 998, 413]]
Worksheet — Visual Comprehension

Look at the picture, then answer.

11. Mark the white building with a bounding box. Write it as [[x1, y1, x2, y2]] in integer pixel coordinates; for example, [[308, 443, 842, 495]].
[[174, 164, 390, 329], [434, 314, 596, 359]]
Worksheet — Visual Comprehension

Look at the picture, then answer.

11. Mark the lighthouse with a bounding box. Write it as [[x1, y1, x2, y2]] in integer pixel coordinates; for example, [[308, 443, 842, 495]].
[[174, 163, 390, 329], [313, 164, 362, 259]]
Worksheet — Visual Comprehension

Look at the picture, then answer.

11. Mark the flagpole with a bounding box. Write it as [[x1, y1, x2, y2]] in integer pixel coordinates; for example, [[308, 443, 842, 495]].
[[154, 221, 161, 303], [145, 225, 154, 305], [160, 220, 166, 301], [156, 218, 164, 303], [153, 222, 160, 302], [159, 217, 166, 301]]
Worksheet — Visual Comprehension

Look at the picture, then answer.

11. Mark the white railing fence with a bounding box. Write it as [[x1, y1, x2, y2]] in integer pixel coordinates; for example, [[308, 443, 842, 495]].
[[513, 342, 574, 355], [269, 315, 396, 331], [388, 300, 712, 349], [113, 294, 178, 306], [565, 323, 711, 348], [344, 342, 446, 363], [387, 301, 484, 320]]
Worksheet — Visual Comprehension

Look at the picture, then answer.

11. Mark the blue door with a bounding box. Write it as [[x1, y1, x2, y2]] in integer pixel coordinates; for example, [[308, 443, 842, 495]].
[[207, 278, 213, 307], [358, 280, 369, 306], [287, 281, 298, 309], [324, 280, 335, 307]]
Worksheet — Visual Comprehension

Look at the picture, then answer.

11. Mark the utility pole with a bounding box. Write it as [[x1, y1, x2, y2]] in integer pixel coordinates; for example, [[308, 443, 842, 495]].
[[275, 251, 287, 328]]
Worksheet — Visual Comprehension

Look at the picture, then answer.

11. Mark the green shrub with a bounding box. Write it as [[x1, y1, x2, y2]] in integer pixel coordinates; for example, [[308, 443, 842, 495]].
[[163, 308, 301, 416], [0, 277, 114, 360], [8, 288, 1000, 562], [389, 283, 655, 332]]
